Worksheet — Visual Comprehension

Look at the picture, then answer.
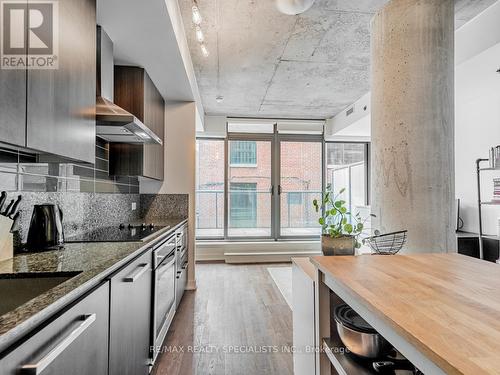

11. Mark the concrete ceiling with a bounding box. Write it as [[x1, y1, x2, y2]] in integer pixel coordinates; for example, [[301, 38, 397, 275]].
[[180, 0, 498, 119]]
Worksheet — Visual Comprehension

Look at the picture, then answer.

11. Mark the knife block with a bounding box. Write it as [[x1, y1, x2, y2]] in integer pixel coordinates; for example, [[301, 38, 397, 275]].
[[0, 215, 13, 262]]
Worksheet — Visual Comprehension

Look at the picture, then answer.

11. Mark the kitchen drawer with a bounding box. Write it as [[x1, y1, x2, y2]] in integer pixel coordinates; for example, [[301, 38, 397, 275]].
[[109, 249, 152, 375], [0, 282, 109, 375]]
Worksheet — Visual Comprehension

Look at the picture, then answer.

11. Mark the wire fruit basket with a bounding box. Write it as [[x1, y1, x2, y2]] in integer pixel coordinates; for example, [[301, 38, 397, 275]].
[[363, 230, 407, 255]]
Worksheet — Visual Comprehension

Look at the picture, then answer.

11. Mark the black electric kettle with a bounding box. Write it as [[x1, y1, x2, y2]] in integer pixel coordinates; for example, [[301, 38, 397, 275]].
[[26, 204, 64, 250]]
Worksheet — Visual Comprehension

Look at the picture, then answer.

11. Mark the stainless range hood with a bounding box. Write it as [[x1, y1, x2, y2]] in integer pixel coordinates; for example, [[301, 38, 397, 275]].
[[95, 26, 162, 145]]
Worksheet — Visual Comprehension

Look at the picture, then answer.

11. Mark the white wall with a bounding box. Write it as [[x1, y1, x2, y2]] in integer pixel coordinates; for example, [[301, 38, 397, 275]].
[[455, 43, 500, 235], [454, 1, 500, 235], [141, 101, 198, 288], [198, 115, 227, 138], [455, 1, 500, 65], [325, 92, 371, 141]]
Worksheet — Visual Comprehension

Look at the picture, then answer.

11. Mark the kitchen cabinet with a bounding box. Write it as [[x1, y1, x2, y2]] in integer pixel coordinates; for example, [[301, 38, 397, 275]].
[[109, 248, 152, 375], [110, 66, 165, 180], [0, 282, 109, 375], [26, 0, 96, 164], [0, 68, 26, 147], [0, 0, 96, 163]]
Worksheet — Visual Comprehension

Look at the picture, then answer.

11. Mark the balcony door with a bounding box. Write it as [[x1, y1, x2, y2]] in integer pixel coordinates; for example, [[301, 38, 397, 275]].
[[278, 138, 323, 238], [226, 132, 322, 240], [227, 139, 273, 238]]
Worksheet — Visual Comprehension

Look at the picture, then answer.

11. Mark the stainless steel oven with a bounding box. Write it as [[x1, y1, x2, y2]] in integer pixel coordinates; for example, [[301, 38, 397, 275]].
[[151, 233, 176, 364]]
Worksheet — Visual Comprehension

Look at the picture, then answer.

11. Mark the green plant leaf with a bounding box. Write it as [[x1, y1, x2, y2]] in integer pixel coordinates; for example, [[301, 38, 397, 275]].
[[340, 207, 347, 214], [357, 223, 364, 231], [339, 188, 346, 194], [330, 208, 337, 216], [319, 217, 325, 225], [344, 223, 353, 234], [342, 218, 347, 225], [334, 201, 342, 208]]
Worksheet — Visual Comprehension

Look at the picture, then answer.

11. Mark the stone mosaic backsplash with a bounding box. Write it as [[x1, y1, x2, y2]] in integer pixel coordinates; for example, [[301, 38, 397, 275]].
[[6, 191, 188, 249], [140, 194, 188, 221]]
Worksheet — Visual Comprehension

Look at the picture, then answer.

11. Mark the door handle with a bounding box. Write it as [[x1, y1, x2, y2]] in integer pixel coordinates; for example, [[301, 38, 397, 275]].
[[124, 263, 149, 283], [278, 185, 282, 195], [20, 314, 96, 374], [270, 185, 274, 195]]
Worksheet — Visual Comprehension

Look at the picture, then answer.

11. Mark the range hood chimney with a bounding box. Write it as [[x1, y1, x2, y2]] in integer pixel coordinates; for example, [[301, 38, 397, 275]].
[[95, 26, 162, 145]]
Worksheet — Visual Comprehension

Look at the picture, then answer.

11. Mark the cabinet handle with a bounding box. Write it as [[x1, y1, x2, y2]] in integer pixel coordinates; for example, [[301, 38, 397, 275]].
[[20, 314, 96, 374], [124, 263, 149, 283]]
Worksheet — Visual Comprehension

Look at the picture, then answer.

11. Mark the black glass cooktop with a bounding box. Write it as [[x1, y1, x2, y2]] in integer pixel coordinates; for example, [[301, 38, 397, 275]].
[[66, 224, 168, 243]]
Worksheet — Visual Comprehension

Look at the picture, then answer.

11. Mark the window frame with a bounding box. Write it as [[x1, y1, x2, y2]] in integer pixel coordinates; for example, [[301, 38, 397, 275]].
[[195, 129, 371, 241]]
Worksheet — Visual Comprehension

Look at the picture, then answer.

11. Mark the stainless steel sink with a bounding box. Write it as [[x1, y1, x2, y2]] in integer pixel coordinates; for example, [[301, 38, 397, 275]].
[[0, 272, 81, 316]]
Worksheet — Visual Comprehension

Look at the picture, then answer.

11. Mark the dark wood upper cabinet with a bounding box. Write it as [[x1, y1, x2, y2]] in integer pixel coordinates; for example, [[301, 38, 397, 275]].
[[25, 0, 96, 164], [111, 66, 165, 180]]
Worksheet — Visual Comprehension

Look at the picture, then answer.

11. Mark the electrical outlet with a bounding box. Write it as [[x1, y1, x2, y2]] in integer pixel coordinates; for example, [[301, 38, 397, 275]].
[[131, 202, 137, 211]]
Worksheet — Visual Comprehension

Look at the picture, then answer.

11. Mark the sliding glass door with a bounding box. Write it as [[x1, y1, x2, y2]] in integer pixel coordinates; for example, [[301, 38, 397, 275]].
[[196, 124, 326, 240], [228, 140, 272, 238], [196, 139, 225, 238], [279, 139, 323, 237]]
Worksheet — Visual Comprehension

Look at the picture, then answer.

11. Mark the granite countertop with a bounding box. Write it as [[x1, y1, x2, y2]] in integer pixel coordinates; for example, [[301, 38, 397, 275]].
[[0, 217, 187, 354]]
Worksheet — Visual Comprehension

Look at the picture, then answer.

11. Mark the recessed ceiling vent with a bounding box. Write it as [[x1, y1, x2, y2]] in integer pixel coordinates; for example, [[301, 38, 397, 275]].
[[346, 106, 355, 117]]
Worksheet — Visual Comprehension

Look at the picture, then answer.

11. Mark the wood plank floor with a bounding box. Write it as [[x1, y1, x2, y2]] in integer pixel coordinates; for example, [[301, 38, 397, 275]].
[[152, 263, 293, 375]]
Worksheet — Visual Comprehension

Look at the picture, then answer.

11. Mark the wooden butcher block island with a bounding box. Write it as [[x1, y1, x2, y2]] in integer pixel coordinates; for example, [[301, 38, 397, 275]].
[[310, 253, 500, 375]]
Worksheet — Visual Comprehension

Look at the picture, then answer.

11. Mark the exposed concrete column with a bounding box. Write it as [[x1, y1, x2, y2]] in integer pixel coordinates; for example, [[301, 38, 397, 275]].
[[370, 0, 455, 253]]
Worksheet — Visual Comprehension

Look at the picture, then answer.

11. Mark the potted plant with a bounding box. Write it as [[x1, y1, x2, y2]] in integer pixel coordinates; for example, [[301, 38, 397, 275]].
[[313, 185, 373, 256]]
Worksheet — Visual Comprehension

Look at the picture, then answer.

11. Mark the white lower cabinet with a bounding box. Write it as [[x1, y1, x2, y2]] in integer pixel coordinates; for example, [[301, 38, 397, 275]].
[[292, 261, 316, 375]]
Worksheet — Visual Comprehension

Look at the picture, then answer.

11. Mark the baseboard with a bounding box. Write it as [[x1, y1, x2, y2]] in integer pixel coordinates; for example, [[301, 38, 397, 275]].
[[196, 240, 321, 263], [186, 279, 197, 290]]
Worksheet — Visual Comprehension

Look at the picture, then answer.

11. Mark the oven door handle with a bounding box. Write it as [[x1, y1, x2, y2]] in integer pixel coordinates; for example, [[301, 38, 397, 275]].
[[158, 253, 176, 269]]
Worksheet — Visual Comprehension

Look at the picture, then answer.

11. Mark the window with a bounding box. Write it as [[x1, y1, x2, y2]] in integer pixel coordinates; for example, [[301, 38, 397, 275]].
[[228, 140, 272, 237], [280, 140, 323, 236], [196, 121, 328, 240], [229, 183, 257, 228], [196, 139, 225, 238], [325, 142, 370, 231], [230, 141, 257, 166]]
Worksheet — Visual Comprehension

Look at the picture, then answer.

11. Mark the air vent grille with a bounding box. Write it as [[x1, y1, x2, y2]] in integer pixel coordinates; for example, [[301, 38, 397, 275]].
[[346, 106, 354, 116]]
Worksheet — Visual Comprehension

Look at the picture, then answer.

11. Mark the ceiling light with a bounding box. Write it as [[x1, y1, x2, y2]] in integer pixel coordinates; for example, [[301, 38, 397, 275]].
[[200, 44, 209, 57], [195, 26, 204, 43], [192, 5, 202, 25], [276, 0, 315, 15], [216, 95, 224, 103]]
